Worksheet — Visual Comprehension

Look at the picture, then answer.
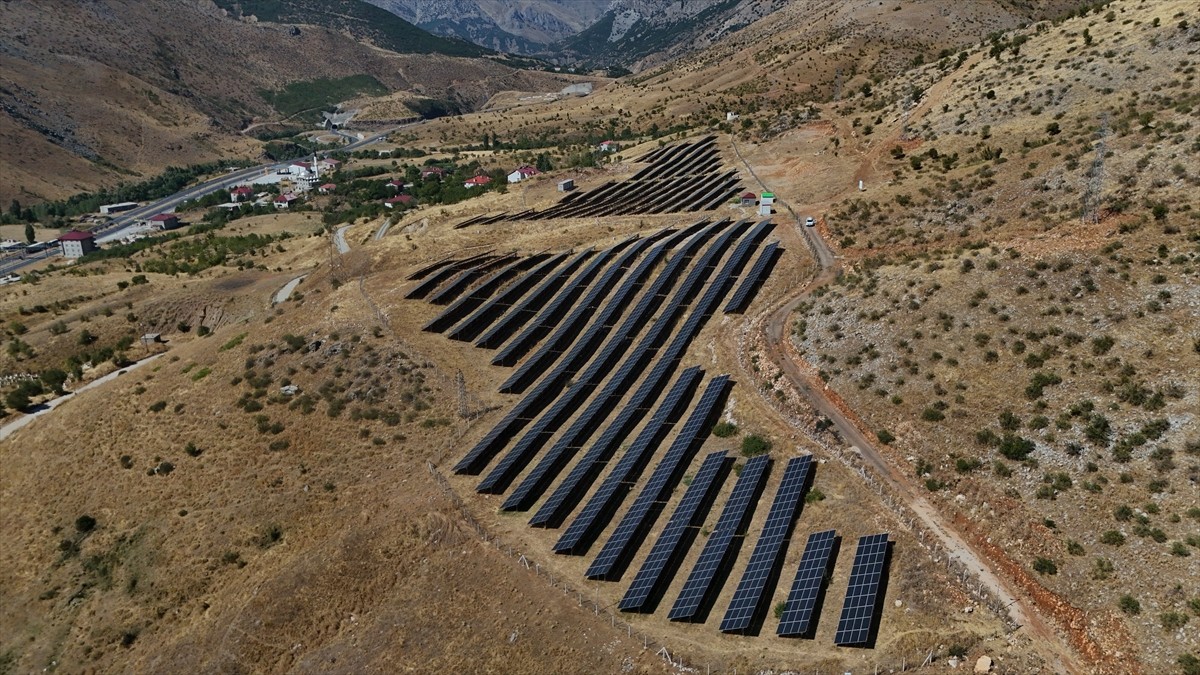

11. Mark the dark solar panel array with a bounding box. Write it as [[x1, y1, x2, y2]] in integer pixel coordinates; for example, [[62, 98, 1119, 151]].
[[719, 454, 813, 633], [668, 454, 771, 622], [406, 255, 459, 281], [776, 529, 838, 637], [475, 220, 737, 494], [527, 218, 769, 523], [833, 533, 890, 646], [446, 251, 569, 342], [551, 367, 703, 553], [405, 252, 496, 300], [618, 451, 728, 612], [423, 254, 545, 333], [724, 241, 780, 314], [584, 375, 731, 580], [427, 254, 516, 306], [531, 364, 702, 529], [502, 220, 725, 511], [498, 229, 676, 394], [490, 237, 636, 367], [473, 248, 594, 349]]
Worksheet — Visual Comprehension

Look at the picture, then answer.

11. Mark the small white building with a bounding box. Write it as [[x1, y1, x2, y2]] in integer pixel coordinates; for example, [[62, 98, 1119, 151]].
[[60, 230, 96, 258], [557, 178, 575, 192], [99, 202, 138, 215], [507, 165, 540, 184]]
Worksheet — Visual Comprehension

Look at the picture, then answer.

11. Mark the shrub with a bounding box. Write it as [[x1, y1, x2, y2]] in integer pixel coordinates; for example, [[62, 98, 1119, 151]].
[[1118, 595, 1141, 615], [1091, 557, 1114, 580], [805, 488, 826, 504], [1066, 540, 1084, 556], [1033, 557, 1057, 575], [1100, 530, 1126, 546], [269, 439, 290, 451], [955, 457, 982, 474], [1178, 654, 1200, 675], [740, 434, 772, 457], [75, 515, 97, 533], [876, 429, 895, 444], [148, 400, 167, 412], [712, 421, 739, 438], [1161, 612, 1189, 631], [998, 434, 1035, 461], [921, 407, 945, 422], [185, 442, 202, 457]]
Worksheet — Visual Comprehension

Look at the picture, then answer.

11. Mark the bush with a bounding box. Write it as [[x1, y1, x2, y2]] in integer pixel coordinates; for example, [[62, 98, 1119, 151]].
[[740, 434, 772, 457], [148, 400, 167, 413], [75, 515, 97, 533], [921, 407, 945, 422], [876, 429, 895, 444], [1032, 557, 1057, 575], [1066, 540, 1084, 555], [998, 434, 1035, 461], [1118, 595, 1141, 615], [1100, 530, 1126, 546], [185, 442, 202, 457], [955, 457, 983, 474], [1178, 654, 1200, 675], [712, 421, 739, 438], [1162, 612, 1189, 631], [805, 488, 826, 504]]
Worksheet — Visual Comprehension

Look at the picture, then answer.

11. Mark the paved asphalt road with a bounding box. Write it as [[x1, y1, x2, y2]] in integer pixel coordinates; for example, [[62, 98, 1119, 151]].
[[3, 124, 407, 275]]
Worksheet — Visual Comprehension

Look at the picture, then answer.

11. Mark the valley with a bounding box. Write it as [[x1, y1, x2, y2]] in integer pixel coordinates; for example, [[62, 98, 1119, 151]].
[[1, 1, 1198, 674]]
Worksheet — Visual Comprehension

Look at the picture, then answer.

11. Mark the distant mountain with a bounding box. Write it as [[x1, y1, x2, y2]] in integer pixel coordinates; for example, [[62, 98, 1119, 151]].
[[363, 0, 610, 55], [365, 0, 786, 66], [212, 0, 491, 57]]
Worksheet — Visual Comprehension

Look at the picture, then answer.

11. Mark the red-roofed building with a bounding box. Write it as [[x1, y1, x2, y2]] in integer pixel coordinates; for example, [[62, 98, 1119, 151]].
[[507, 165, 540, 184], [316, 158, 341, 172], [60, 230, 96, 258], [383, 195, 415, 209], [148, 213, 180, 230], [386, 179, 405, 190], [318, 183, 337, 194], [740, 192, 757, 206], [274, 193, 299, 209], [464, 175, 492, 189], [420, 166, 448, 180], [598, 140, 617, 152], [230, 186, 254, 202]]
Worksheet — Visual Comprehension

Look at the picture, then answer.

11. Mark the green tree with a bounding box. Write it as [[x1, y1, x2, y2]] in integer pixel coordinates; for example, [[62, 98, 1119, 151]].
[[24, 222, 35, 244]]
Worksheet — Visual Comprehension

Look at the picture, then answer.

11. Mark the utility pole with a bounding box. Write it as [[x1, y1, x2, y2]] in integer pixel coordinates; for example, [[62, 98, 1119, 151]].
[[456, 370, 468, 419], [1081, 112, 1110, 225]]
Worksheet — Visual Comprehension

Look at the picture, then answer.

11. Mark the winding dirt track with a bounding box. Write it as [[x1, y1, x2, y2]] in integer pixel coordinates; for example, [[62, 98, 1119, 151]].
[[736, 173, 1085, 673]]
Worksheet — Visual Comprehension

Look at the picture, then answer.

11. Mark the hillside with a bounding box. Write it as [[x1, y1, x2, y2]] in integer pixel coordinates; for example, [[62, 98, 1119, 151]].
[[212, 0, 490, 57], [0, 0, 552, 206], [3, 0, 1199, 674]]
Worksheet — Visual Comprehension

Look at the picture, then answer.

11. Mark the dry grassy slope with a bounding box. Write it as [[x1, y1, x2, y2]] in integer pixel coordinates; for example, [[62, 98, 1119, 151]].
[[757, 1, 1200, 671], [0, 228, 673, 673]]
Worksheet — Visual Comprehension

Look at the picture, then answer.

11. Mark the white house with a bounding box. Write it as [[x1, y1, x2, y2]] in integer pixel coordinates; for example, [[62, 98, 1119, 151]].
[[507, 165, 540, 184]]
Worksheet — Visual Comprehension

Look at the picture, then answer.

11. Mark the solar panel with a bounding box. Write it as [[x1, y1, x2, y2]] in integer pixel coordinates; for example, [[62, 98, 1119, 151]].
[[534, 366, 702, 531], [667, 454, 771, 621], [618, 451, 728, 612], [499, 234, 662, 393], [446, 251, 568, 341], [485, 223, 725, 500], [724, 241, 779, 314], [490, 238, 634, 367], [719, 454, 813, 633], [833, 533, 890, 646], [776, 529, 838, 637], [584, 375, 731, 580], [424, 255, 539, 333], [473, 248, 594, 348]]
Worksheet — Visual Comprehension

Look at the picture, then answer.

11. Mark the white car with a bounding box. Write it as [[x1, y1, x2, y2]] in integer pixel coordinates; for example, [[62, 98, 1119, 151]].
[[804, 216, 816, 227]]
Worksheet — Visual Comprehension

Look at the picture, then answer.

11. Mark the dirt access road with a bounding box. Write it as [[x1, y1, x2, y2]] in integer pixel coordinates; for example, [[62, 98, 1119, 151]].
[[732, 69, 1087, 671]]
